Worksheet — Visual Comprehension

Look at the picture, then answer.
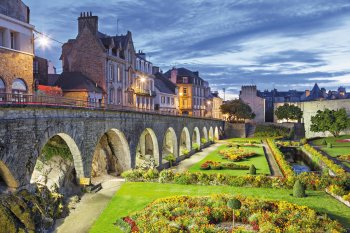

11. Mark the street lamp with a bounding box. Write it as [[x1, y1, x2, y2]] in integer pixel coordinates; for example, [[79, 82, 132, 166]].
[[36, 34, 50, 49]]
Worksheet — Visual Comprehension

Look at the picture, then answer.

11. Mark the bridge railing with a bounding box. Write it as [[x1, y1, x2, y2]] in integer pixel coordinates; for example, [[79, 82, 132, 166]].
[[0, 92, 218, 119]]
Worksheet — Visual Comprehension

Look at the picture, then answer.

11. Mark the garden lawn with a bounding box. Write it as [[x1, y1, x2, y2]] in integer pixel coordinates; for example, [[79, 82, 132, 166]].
[[187, 144, 271, 175], [312, 135, 350, 168], [90, 182, 350, 233]]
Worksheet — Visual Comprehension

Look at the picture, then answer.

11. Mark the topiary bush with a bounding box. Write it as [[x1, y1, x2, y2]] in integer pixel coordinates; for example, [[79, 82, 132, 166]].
[[249, 165, 257, 175], [321, 139, 327, 145], [293, 180, 306, 198], [327, 143, 333, 148]]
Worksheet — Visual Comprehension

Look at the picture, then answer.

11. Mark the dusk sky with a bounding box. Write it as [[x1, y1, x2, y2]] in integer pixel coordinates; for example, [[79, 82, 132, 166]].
[[26, 0, 350, 99]]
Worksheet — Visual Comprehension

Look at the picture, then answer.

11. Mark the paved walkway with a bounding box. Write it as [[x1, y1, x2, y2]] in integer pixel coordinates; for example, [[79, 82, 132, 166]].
[[262, 140, 283, 177], [54, 177, 124, 233], [173, 142, 225, 172]]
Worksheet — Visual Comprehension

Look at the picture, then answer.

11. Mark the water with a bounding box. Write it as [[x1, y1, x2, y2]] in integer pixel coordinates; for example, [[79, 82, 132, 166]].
[[279, 147, 320, 174]]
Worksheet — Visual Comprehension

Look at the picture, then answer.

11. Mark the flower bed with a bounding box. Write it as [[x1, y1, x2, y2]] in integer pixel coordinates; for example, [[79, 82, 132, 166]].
[[266, 139, 294, 177], [275, 140, 300, 147], [219, 147, 256, 161], [338, 154, 350, 162], [200, 160, 250, 171], [255, 124, 291, 137], [302, 144, 347, 176], [116, 195, 345, 233]]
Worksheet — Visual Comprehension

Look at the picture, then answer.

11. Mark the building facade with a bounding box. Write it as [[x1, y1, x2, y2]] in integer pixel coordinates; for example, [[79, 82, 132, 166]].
[[164, 67, 211, 117], [154, 72, 178, 114], [0, 0, 34, 98], [239, 86, 266, 123], [210, 91, 223, 119]]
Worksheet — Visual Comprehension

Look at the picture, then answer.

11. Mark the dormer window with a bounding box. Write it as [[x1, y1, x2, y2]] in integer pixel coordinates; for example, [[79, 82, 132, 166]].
[[183, 77, 188, 83]]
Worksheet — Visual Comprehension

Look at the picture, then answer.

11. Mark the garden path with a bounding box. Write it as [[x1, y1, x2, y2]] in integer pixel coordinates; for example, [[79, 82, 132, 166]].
[[54, 176, 124, 233], [262, 140, 283, 177], [173, 142, 225, 172]]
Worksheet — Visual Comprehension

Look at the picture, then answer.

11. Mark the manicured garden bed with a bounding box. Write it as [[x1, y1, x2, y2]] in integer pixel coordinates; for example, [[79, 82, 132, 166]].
[[187, 144, 271, 176], [90, 182, 350, 233], [311, 135, 350, 169]]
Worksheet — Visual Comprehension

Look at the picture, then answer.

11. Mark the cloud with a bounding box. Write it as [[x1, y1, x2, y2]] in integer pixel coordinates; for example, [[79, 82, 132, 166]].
[[26, 0, 350, 96]]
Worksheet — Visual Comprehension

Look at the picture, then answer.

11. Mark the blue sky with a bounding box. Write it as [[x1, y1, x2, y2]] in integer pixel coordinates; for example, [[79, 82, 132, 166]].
[[26, 0, 350, 99]]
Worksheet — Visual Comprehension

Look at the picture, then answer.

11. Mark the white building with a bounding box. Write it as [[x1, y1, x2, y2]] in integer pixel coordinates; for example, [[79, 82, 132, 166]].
[[154, 73, 178, 115]]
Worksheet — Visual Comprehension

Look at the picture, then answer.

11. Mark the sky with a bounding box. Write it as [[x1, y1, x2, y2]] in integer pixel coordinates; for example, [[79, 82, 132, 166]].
[[26, 0, 350, 99]]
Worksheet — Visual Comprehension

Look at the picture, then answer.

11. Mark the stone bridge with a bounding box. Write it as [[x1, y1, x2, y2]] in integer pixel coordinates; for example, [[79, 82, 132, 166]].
[[0, 106, 224, 189]]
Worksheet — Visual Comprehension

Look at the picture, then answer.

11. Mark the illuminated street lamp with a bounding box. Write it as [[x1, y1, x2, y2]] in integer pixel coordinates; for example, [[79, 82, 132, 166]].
[[36, 34, 50, 49], [140, 77, 146, 82]]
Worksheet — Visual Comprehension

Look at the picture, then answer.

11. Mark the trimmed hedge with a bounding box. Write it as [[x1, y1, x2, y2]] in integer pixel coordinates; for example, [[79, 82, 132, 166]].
[[255, 125, 290, 137], [266, 139, 294, 177]]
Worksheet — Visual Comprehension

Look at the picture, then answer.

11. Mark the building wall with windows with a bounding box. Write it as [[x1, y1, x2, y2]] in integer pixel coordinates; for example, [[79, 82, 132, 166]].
[[0, 0, 33, 95]]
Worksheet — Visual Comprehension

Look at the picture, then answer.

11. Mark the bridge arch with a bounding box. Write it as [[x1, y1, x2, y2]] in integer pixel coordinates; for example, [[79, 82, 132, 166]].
[[179, 127, 191, 156], [91, 129, 131, 180], [214, 126, 220, 140], [192, 127, 201, 149], [0, 161, 18, 188], [202, 126, 208, 142], [31, 133, 83, 195], [162, 127, 178, 164], [209, 127, 214, 141], [136, 128, 160, 168]]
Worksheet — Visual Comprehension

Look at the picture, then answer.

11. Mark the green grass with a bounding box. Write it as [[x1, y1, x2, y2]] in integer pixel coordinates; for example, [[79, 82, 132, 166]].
[[311, 135, 350, 168], [90, 182, 350, 233], [187, 144, 271, 176], [227, 137, 263, 143]]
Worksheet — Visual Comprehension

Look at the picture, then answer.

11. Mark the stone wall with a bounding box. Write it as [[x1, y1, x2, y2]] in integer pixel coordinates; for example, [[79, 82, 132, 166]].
[[0, 106, 223, 188], [239, 86, 265, 123], [224, 123, 246, 138], [0, 48, 33, 94]]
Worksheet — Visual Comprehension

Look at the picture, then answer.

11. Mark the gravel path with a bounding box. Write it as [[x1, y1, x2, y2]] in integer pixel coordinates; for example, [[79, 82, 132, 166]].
[[54, 176, 124, 233], [172, 142, 225, 172], [262, 140, 283, 177]]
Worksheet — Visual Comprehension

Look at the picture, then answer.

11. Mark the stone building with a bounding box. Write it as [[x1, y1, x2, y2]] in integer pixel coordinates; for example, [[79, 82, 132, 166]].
[[164, 67, 211, 117], [33, 56, 48, 86], [0, 0, 34, 97], [239, 86, 266, 123], [60, 12, 136, 107], [210, 91, 223, 119], [154, 72, 178, 114], [133, 51, 155, 110]]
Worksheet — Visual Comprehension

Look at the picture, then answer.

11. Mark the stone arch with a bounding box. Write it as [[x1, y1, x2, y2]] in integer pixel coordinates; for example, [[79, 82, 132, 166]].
[[209, 127, 214, 141], [192, 127, 200, 149], [91, 129, 131, 179], [0, 161, 19, 188], [162, 127, 178, 163], [136, 128, 160, 168], [0, 77, 6, 91], [12, 78, 27, 94], [214, 126, 220, 140], [202, 126, 208, 142], [31, 133, 84, 196], [179, 127, 191, 156]]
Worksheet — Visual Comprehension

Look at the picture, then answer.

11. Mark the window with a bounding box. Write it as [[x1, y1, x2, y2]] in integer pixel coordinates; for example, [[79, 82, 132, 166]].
[[117, 88, 122, 104], [0, 30, 3, 47], [167, 97, 170, 104], [183, 77, 188, 83], [33, 61, 39, 74], [183, 87, 187, 96], [109, 88, 115, 103], [171, 98, 174, 105], [109, 65, 115, 81], [10, 32, 16, 50], [117, 66, 121, 82], [161, 96, 165, 104]]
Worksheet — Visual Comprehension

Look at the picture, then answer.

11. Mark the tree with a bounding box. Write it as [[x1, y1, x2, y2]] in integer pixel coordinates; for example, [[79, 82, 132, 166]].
[[227, 198, 242, 229], [310, 108, 350, 137], [275, 104, 303, 122], [220, 99, 255, 123]]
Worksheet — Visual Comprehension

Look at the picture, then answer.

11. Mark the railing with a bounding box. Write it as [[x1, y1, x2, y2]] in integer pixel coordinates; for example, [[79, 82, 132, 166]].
[[0, 92, 219, 119]]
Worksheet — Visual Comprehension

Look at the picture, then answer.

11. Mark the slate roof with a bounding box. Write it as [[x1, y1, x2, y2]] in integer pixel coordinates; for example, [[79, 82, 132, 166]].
[[163, 67, 205, 84], [304, 83, 325, 101], [55, 72, 103, 93], [154, 73, 177, 95], [98, 31, 130, 50]]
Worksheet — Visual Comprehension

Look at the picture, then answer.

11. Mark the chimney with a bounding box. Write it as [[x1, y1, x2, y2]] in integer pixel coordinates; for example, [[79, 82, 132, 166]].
[[193, 71, 199, 77], [305, 90, 310, 97], [170, 67, 177, 84], [78, 12, 98, 35], [137, 50, 146, 60]]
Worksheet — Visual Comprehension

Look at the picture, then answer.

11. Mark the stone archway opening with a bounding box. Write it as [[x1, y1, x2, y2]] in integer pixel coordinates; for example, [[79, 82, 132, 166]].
[[31, 133, 83, 196], [209, 127, 214, 142], [91, 129, 131, 183], [180, 127, 191, 156], [136, 128, 160, 169], [202, 127, 208, 144], [0, 161, 18, 192], [214, 127, 220, 141], [192, 127, 201, 150], [162, 127, 178, 164]]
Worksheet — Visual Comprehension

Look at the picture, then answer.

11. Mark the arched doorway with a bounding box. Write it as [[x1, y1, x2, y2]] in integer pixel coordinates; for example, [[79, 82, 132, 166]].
[[91, 129, 131, 182], [31, 133, 83, 196], [202, 127, 208, 143], [209, 127, 214, 141], [0, 77, 6, 101], [0, 161, 18, 191], [12, 78, 27, 102], [162, 128, 178, 164], [136, 128, 160, 169], [179, 127, 191, 156], [192, 127, 200, 150], [214, 127, 220, 141]]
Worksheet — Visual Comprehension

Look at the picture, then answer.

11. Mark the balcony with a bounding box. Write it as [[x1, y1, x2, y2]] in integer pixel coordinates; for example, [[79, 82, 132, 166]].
[[134, 88, 156, 97]]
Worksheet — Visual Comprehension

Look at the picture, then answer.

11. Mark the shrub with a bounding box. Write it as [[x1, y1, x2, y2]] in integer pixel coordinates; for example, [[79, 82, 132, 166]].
[[192, 143, 200, 151], [327, 142, 333, 148], [300, 138, 307, 145], [199, 163, 211, 170], [221, 163, 250, 170], [142, 169, 159, 180], [249, 165, 257, 175], [321, 139, 327, 145], [219, 147, 256, 161], [181, 148, 190, 156], [267, 139, 294, 177], [163, 154, 176, 167], [254, 124, 290, 137], [159, 169, 175, 183], [201, 138, 208, 144], [293, 180, 306, 198]]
